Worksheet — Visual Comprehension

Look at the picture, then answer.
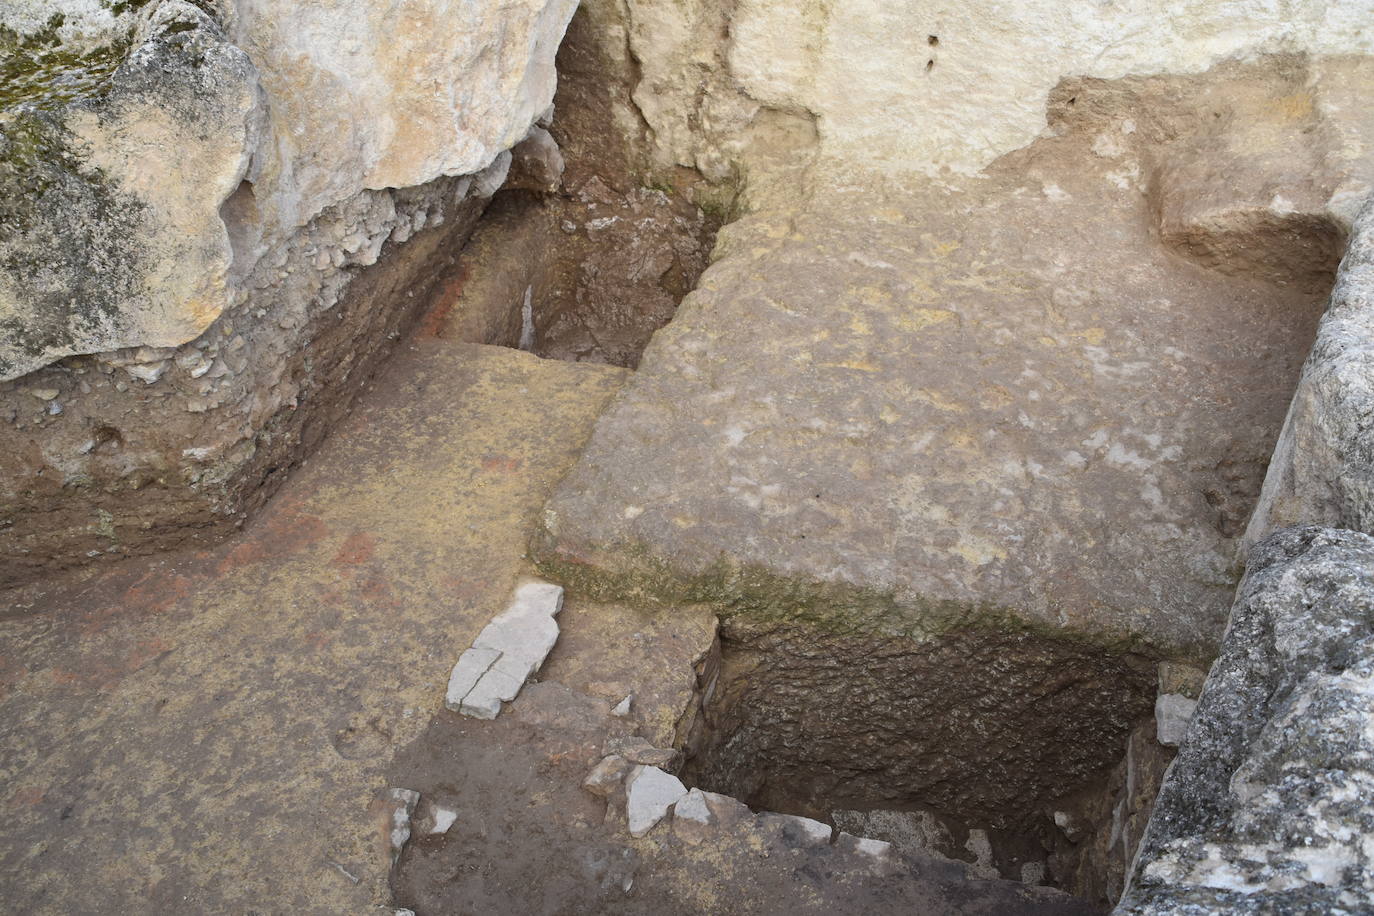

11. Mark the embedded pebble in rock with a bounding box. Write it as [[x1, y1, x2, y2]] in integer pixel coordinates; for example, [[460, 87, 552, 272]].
[[758, 812, 833, 848], [1153, 693, 1198, 747], [583, 755, 632, 798], [604, 736, 680, 771], [445, 580, 564, 719], [611, 695, 632, 717], [624, 765, 687, 837]]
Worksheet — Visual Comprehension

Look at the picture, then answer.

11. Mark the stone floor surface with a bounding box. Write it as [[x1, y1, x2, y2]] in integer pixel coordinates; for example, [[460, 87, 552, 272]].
[[0, 341, 625, 914]]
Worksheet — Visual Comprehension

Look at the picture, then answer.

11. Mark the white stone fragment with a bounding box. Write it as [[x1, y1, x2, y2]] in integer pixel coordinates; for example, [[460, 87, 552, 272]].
[[445, 647, 500, 711], [124, 360, 168, 384], [853, 835, 893, 859], [673, 788, 713, 825], [1156, 692, 1199, 747], [611, 695, 632, 717], [428, 807, 458, 835], [761, 812, 833, 846], [445, 580, 564, 719], [382, 788, 420, 865], [625, 765, 687, 837]]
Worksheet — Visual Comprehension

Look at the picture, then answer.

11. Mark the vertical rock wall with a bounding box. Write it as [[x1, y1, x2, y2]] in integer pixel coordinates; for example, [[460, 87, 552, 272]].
[[0, 0, 576, 585]]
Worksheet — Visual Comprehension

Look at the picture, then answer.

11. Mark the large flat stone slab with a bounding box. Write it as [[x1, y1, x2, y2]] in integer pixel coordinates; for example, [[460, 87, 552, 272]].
[[537, 82, 1333, 659]]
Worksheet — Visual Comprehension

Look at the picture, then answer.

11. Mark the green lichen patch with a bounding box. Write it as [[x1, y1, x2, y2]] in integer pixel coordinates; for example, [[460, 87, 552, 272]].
[[0, 107, 149, 378], [0, 14, 134, 111]]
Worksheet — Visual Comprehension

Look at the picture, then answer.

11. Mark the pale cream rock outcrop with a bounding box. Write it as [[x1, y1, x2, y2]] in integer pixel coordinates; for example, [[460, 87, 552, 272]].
[[0, 1, 260, 379], [0, 0, 577, 379], [613, 0, 1374, 181]]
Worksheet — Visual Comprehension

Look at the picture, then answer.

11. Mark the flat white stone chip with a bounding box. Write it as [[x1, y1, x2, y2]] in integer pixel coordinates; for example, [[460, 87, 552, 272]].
[[445, 579, 564, 719], [625, 765, 688, 837]]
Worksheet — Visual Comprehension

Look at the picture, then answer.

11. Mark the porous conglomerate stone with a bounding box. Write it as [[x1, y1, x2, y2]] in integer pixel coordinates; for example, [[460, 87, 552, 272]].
[[1120, 526, 1374, 914]]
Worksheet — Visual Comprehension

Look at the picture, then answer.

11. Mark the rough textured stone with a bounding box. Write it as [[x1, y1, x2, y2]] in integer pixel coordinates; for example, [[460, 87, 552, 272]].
[[0, 0, 578, 585], [583, 754, 632, 798], [0, 342, 626, 913], [757, 812, 832, 848], [593, 0, 1374, 183], [376, 787, 420, 866], [624, 765, 687, 837], [537, 61, 1343, 664], [504, 125, 566, 194], [1120, 526, 1374, 913], [1246, 198, 1374, 545], [0, 0, 576, 378], [1153, 693, 1197, 748], [0, 1, 260, 379], [605, 735, 682, 772]]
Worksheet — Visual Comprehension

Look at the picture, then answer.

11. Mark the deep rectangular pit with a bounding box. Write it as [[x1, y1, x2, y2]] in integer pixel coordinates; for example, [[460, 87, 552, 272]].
[[678, 621, 1174, 907]]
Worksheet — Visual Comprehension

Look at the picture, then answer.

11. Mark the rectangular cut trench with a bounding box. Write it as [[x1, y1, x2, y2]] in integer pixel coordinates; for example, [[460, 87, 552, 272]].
[[676, 621, 1169, 905]]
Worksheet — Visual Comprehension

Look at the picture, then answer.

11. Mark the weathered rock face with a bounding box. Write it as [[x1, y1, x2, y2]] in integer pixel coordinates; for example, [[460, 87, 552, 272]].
[[0, 0, 575, 378], [0, 1, 260, 379], [1245, 198, 1374, 545], [602, 0, 1374, 186], [0, 0, 576, 584], [1120, 526, 1374, 913], [536, 60, 1353, 661]]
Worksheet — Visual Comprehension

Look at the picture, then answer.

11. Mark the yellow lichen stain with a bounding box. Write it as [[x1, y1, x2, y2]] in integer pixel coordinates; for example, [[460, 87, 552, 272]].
[[1073, 327, 1106, 346], [921, 233, 962, 257], [672, 515, 696, 529], [979, 385, 1014, 409], [857, 286, 890, 307], [879, 405, 901, 424], [953, 534, 1007, 567], [915, 388, 967, 412], [821, 360, 880, 372], [849, 314, 872, 335], [896, 308, 956, 333], [1271, 92, 1314, 122], [1038, 335, 1058, 347], [945, 430, 979, 451]]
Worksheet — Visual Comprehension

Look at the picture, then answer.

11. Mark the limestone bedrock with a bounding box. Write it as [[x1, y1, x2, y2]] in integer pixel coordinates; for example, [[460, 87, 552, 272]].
[[0, 0, 576, 379], [536, 62, 1359, 660], [1245, 197, 1374, 545], [611, 0, 1374, 184], [1120, 526, 1374, 913]]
